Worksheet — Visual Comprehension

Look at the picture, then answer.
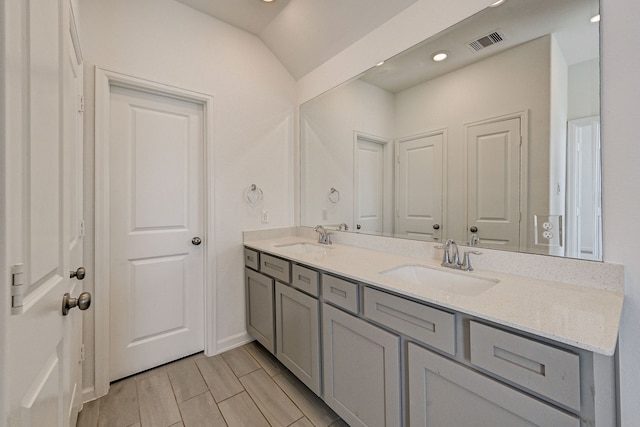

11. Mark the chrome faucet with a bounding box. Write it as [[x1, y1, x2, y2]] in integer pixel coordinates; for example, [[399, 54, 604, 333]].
[[437, 239, 481, 271], [314, 225, 332, 245]]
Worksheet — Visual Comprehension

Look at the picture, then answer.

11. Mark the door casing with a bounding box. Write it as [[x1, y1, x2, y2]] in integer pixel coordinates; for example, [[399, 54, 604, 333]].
[[93, 68, 216, 399]]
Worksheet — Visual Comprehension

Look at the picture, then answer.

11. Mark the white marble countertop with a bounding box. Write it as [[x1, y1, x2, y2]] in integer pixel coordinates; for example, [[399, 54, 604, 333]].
[[245, 236, 624, 356]]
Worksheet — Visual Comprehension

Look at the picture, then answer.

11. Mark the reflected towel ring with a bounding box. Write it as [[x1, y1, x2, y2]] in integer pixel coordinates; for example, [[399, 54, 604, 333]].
[[328, 187, 340, 203], [246, 184, 263, 204]]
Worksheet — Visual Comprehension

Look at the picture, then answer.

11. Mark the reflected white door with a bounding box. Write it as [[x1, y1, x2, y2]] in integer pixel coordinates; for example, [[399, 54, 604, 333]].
[[109, 86, 205, 381], [467, 117, 521, 249], [396, 133, 444, 241], [355, 136, 386, 233], [566, 116, 601, 260], [5, 1, 83, 425]]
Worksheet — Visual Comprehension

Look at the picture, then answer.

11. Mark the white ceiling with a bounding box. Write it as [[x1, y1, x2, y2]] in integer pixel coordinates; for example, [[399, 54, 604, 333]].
[[360, 0, 600, 93], [174, 0, 419, 79]]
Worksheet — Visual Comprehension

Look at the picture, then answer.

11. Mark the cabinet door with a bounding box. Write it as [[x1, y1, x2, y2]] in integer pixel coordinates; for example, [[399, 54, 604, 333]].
[[407, 343, 580, 427], [275, 282, 321, 395], [245, 268, 275, 353], [323, 303, 401, 427]]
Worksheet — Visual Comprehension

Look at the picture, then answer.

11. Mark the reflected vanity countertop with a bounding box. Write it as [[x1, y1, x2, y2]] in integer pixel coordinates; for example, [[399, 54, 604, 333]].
[[245, 236, 623, 356]]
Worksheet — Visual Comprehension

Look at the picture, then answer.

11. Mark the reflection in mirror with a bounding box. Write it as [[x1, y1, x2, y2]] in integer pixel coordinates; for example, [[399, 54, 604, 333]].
[[300, 0, 601, 260]]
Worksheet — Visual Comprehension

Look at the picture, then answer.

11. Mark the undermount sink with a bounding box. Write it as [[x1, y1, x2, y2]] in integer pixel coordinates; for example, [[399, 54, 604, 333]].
[[379, 264, 498, 296], [275, 242, 332, 254]]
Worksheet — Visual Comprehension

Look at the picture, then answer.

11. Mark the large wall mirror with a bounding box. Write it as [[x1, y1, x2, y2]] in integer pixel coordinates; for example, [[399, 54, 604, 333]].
[[300, 0, 601, 260]]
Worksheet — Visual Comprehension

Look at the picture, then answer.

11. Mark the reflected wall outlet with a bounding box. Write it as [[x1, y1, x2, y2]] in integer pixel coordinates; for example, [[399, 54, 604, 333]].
[[261, 210, 270, 224], [534, 215, 563, 247]]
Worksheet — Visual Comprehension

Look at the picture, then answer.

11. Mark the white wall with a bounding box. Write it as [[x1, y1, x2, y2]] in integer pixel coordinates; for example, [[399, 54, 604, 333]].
[[297, 0, 640, 422], [79, 0, 295, 396], [301, 79, 395, 230], [601, 0, 640, 423], [568, 59, 600, 120]]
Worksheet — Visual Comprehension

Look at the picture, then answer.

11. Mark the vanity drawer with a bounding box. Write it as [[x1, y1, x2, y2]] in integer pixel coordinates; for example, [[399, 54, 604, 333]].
[[363, 287, 455, 355], [292, 264, 319, 297], [321, 274, 359, 314], [470, 321, 580, 412], [260, 253, 291, 283], [244, 248, 259, 270]]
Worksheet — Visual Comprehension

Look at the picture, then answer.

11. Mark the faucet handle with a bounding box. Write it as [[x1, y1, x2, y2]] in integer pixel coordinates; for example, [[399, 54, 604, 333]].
[[462, 250, 482, 271]]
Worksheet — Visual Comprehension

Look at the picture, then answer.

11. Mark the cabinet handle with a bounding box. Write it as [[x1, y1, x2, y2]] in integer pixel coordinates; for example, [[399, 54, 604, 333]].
[[297, 274, 311, 284], [330, 287, 347, 299], [264, 262, 284, 273]]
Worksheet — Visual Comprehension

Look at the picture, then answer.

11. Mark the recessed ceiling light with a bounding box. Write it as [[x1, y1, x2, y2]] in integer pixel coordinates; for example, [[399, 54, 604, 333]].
[[432, 52, 448, 62], [590, 14, 601, 23], [262, 0, 275, 2], [489, 0, 506, 7]]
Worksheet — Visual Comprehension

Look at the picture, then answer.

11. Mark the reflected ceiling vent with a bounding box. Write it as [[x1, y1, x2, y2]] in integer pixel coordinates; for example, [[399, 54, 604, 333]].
[[466, 30, 506, 52]]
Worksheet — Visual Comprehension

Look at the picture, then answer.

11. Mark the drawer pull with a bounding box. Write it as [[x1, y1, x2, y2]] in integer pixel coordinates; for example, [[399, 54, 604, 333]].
[[265, 262, 284, 273], [330, 286, 347, 299], [494, 346, 546, 376], [297, 274, 311, 284], [246, 255, 255, 262], [375, 302, 436, 333]]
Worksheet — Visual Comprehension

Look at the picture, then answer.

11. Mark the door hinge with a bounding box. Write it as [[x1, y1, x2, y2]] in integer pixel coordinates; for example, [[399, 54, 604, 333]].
[[10, 263, 25, 315], [80, 219, 85, 237], [80, 344, 85, 363], [78, 95, 85, 112]]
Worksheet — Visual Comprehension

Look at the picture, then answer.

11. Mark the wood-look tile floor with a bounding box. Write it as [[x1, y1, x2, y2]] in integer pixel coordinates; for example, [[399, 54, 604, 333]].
[[76, 342, 348, 427]]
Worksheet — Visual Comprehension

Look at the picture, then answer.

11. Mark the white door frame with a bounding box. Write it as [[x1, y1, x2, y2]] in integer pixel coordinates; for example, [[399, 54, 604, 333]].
[[93, 68, 216, 398], [463, 111, 528, 249]]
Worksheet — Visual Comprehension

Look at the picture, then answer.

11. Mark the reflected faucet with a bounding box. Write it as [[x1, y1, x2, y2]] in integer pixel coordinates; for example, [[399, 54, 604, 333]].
[[436, 239, 481, 271], [314, 225, 332, 245], [338, 223, 349, 231]]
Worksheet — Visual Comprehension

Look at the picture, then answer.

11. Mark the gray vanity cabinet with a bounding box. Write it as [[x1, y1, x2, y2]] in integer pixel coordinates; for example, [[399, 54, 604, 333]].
[[322, 302, 401, 427], [407, 342, 580, 427], [245, 268, 275, 353], [275, 281, 321, 395]]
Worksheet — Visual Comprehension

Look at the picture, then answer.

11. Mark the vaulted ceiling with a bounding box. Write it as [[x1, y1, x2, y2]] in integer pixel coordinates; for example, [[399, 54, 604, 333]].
[[173, 0, 419, 79]]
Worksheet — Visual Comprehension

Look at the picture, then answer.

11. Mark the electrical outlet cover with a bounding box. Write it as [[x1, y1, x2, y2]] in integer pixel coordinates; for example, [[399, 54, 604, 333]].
[[534, 215, 563, 247]]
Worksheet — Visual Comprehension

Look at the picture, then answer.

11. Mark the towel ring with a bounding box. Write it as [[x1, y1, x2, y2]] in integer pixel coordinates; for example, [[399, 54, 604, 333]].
[[328, 187, 340, 203], [246, 184, 263, 204]]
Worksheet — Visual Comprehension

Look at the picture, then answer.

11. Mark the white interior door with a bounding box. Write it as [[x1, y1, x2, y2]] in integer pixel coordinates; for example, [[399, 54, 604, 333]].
[[354, 136, 386, 233], [396, 133, 444, 241], [566, 116, 601, 260], [62, 11, 85, 425], [467, 117, 521, 249], [109, 85, 205, 381], [4, 1, 83, 425]]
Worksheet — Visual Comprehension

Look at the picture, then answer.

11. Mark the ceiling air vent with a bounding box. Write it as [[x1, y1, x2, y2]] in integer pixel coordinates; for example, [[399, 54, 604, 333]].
[[466, 30, 506, 52]]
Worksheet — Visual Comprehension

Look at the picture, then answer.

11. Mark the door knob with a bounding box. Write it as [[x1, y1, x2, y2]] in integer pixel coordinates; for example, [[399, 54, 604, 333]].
[[433, 224, 440, 230], [62, 292, 91, 316], [192, 237, 202, 246], [469, 226, 478, 233], [70, 267, 86, 280]]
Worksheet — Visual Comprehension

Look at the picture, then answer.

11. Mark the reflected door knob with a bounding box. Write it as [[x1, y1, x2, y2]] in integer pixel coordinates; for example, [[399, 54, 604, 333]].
[[192, 237, 202, 245], [62, 292, 91, 316], [70, 267, 86, 280]]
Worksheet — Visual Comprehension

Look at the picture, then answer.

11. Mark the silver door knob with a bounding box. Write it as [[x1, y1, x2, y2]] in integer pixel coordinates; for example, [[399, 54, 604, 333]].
[[192, 237, 202, 245], [433, 224, 440, 230], [62, 292, 91, 316], [470, 226, 478, 233], [70, 267, 86, 280]]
